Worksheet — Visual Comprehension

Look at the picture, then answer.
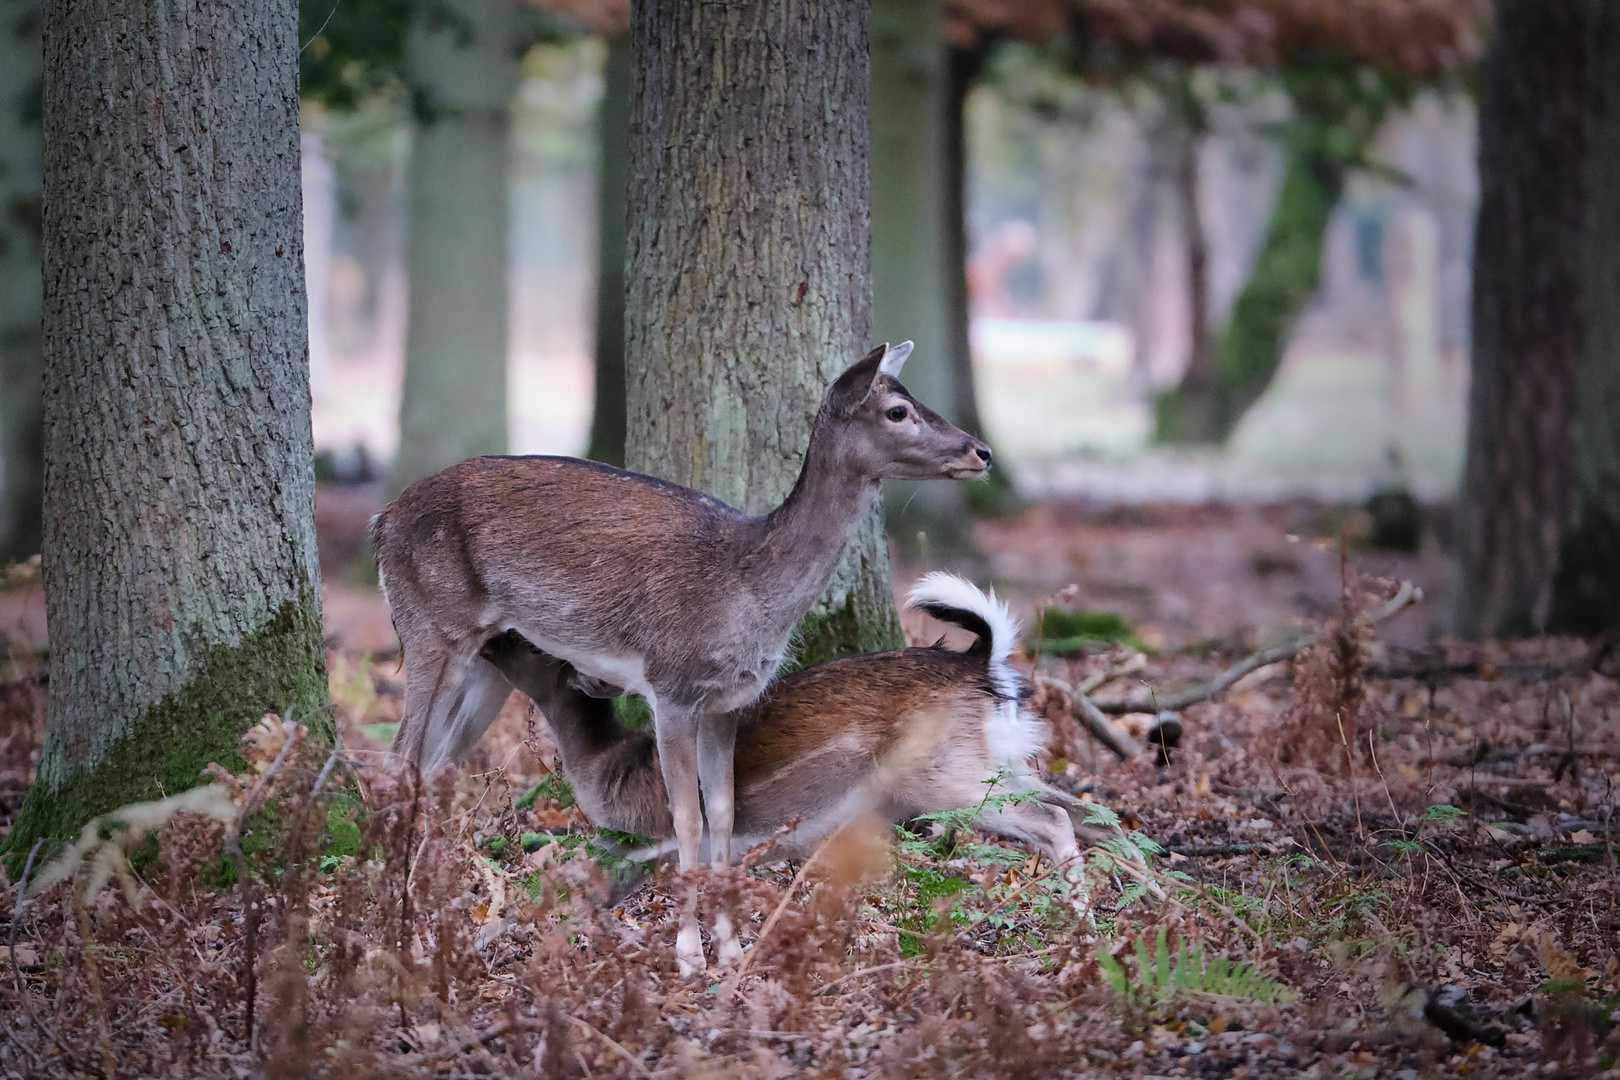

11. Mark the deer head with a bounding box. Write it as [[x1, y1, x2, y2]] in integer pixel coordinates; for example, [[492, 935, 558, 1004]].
[[822, 342, 992, 482]]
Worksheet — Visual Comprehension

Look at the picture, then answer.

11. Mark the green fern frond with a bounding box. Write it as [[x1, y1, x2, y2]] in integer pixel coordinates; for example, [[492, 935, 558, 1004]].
[[1099, 929, 1297, 1010]]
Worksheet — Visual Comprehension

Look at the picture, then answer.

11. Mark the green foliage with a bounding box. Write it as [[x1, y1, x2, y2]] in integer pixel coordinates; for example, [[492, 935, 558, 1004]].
[[611, 694, 653, 731], [787, 589, 905, 674], [299, 0, 419, 111], [1032, 607, 1148, 655], [515, 772, 576, 811], [1422, 803, 1467, 825], [1098, 928, 1297, 1012]]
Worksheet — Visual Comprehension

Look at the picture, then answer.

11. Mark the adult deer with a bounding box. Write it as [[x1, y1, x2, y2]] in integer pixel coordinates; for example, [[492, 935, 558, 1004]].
[[479, 573, 1148, 953], [373, 343, 988, 970]]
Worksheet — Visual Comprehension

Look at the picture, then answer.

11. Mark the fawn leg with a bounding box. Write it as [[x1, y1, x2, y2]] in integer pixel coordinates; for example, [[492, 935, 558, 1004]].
[[655, 704, 706, 976], [977, 800, 1092, 921]]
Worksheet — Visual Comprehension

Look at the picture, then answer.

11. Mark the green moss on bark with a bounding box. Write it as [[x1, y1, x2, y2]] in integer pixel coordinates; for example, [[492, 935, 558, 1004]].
[[788, 590, 905, 674], [1156, 129, 1343, 445], [1, 588, 328, 868]]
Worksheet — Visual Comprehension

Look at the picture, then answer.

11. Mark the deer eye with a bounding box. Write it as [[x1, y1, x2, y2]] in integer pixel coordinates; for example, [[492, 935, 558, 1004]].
[[885, 405, 909, 422]]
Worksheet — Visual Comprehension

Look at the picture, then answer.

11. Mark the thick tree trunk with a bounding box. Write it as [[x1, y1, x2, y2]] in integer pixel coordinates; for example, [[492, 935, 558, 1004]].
[[4, 0, 326, 855], [872, 0, 969, 553], [0, 0, 42, 563], [625, 0, 902, 665], [1553, 2, 1620, 634], [1451, 0, 1586, 638], [585, 33, 630, 467], [391, 0, 523, 494]]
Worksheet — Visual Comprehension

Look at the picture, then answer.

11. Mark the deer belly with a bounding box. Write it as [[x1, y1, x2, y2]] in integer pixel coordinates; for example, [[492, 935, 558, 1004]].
[[510, 628, 654, 703]]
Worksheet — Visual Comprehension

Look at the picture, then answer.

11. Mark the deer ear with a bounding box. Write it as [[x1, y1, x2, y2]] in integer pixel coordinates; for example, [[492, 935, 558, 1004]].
[[827, 344, 889, 415], [878, 340, 912, 377]]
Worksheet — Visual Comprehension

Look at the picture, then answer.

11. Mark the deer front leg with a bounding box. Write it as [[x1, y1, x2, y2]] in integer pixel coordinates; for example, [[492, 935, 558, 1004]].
[[697, 708, 742, 963], [654, 704, 706, 976]]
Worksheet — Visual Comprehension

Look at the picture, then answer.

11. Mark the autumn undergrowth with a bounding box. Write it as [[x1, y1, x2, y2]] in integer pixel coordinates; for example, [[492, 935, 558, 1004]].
[[3, 595, 1620, 1077]]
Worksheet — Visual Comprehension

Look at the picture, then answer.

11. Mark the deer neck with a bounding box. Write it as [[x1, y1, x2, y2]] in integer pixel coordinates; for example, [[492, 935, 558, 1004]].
[[753, 418, 879, 616], [542, 694, 625, 777]]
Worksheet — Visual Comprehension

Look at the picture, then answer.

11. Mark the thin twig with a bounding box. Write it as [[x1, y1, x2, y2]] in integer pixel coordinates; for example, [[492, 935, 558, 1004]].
[[568, 1014, 653, 1078], [75, 893, 118, 1077], [6, 838, 51, 1069], [225, 712, 302, 1050], [816, 960, 913, 995], [731, 830, 836, 985], [1093, 581, 1421, 714]]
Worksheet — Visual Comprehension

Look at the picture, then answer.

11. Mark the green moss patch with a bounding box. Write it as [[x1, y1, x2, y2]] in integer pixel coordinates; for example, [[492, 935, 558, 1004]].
[[1032, 607, 1148, 655], [2, 588, 329, 873], [789, 591, 904, 674]]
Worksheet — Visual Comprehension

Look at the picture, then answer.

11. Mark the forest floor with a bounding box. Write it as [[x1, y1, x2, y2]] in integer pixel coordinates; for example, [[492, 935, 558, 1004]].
[[0, 488, 1615, 1078]]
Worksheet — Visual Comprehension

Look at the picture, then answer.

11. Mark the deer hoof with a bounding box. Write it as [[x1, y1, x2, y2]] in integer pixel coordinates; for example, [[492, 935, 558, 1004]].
[[714, 912, 744, 966], [676, 919, 706, 979]]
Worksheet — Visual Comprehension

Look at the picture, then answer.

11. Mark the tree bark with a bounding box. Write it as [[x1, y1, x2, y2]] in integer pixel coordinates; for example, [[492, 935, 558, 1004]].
[[1553, 1, 1620, 634], [1451, 0, 1586, 638], [585, 32, 630, 467], [391, 0, 524, 494], [4, 0, 327, 856], [872, 0, 970, 553], [943, 45, 986, 443], [0, 0, 42, 563], [625, 0, 902, 666], [1155, 120, 1344, 444]]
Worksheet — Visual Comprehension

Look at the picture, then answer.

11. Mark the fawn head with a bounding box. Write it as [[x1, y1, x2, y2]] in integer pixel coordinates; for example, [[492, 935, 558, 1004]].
[[823, 342, 992, 481]]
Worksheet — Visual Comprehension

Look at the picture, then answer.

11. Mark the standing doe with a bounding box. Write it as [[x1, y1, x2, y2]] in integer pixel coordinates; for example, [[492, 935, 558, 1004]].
[[479, 572, 1145, 959], [372, 343, 988, 970]]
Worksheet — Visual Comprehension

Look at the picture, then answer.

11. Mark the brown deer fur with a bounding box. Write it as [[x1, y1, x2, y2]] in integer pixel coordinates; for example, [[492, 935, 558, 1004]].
[[372, 344, 988, 970], [478, 574, 1128, 879]]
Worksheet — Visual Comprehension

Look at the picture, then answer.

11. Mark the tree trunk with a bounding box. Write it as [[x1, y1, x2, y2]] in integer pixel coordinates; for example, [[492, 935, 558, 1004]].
[[1553, 2, 1620, 634], [1156, 121, 1344, 444], [1451, 0, 1586, 639], [585, 33, 630, 467], [3, 0, 326, 857], [943, 46, 985, 442], [872, 0, 969, 554], [0, 0, 42, 563], [625, 0, 902, 666], [391, 0, 523, 494]]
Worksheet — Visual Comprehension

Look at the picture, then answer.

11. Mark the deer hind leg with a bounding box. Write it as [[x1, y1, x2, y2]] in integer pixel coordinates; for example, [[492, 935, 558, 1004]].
[[438, 654, 515, 766], [395, 635, 454, 767], [653, 703, 706, 976]]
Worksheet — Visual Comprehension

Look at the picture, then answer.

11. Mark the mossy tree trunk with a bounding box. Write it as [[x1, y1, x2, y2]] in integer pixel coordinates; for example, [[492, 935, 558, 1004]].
[[1155, 119, 1345, 444], [1553, 2, 1620, 634], [3, 0, 327, 857], [625, 0, 902, 666], [1452, 0, 1587, 638], [872, 0, 971, 553], [391, 0, 524, 494], [0, 0, 42, 563], [585, 32, 630, 467]]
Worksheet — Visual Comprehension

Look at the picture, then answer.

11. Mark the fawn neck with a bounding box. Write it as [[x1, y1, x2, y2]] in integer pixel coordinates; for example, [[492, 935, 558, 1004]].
[[754, 416, 880, 615]]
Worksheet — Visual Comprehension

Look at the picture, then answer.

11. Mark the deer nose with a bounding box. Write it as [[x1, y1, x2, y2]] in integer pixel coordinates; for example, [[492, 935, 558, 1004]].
[[973, 444, 992, 466]]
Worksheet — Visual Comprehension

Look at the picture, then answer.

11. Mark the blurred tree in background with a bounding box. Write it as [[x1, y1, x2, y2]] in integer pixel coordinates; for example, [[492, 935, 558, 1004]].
[[0, 0, 40, 564]]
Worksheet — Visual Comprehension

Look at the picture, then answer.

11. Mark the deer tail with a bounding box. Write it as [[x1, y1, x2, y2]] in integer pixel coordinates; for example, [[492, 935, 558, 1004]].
[[905, 571, 1024, 702]]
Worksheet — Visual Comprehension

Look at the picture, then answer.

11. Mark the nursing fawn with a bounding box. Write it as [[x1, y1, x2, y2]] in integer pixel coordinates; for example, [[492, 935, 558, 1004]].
[[480, 573, 1137, 962], [373, 343, 988, 972]]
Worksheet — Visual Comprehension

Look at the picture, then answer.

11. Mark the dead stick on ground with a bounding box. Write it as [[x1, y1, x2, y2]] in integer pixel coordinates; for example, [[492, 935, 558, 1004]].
[[1093, 581, 1421, 716], [1035, 675, 1142, 761]]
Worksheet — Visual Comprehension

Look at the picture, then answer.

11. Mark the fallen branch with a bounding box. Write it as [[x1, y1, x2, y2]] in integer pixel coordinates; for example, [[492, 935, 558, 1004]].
[[1034, 674, 1142, 761], [1093, 581, 1421, 715]]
